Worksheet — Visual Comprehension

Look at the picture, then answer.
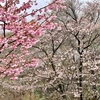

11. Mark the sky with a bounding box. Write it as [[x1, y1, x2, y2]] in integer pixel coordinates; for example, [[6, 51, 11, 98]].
[[37, 0, 93, 7], [36, 0, 92, 8], [36, 0, 51, 8]]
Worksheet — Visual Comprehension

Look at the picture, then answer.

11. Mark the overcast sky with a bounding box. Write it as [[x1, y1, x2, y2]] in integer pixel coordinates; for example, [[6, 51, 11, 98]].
[[36, 0, 92, 8], [36, 0, 51, 8]]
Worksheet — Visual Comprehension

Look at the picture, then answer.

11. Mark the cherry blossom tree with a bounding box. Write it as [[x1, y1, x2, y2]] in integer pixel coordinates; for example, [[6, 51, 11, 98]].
[[61, 1, 100, 99], [0, 0, 66, 80]]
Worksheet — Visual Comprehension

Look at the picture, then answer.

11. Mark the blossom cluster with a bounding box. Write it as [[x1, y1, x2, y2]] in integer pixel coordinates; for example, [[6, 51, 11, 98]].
[[0, 0, 65, 79]]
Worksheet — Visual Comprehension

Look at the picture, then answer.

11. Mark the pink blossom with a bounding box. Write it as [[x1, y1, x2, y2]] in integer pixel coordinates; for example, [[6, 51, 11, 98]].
[[10, 77, 18, 80], [57, 26, 62, 30], [0, 0, 4, 3], [51, 15, 57, 20]]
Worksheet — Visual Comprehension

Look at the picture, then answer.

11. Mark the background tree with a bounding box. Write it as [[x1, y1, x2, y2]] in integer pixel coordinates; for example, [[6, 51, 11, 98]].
[[25, 0, 100, 100]]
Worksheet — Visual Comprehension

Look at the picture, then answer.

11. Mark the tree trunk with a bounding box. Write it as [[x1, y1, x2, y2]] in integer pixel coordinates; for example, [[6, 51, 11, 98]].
[[78, 54, 83, 100]]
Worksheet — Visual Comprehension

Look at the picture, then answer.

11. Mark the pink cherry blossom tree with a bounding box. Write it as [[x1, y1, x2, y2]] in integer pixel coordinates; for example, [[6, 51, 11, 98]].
[[0, 0, 66, 80]]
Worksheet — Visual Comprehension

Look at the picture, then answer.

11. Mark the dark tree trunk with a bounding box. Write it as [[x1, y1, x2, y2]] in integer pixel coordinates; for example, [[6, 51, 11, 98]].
[[78, 54, 83, 100]]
